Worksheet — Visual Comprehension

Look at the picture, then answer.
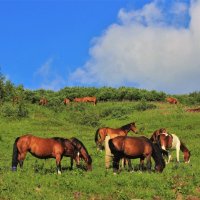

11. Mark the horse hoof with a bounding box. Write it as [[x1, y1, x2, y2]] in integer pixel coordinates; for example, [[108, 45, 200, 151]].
[[11, 167, 17, 171]]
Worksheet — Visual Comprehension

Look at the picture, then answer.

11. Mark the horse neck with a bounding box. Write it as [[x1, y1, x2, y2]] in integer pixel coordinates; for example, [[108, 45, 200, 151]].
[[180, 142, 189, 153], [151, 143, 165, 169], [121, 124, 131, 134]]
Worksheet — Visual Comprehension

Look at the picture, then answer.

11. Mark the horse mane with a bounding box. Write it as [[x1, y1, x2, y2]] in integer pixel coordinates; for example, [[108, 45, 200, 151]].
[[70, 137, 89, 155], [120, 122, 134, 131], [180, 141, 190, 153], [52, 137, 67, 143], [71, 137, 92, 164]]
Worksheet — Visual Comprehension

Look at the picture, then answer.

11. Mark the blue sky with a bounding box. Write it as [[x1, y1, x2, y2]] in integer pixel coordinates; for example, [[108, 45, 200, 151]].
[[1, 0, 199, 94]]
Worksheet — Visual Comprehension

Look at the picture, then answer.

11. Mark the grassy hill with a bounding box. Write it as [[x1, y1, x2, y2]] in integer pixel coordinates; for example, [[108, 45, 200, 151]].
[[0, 101, 200, 200]]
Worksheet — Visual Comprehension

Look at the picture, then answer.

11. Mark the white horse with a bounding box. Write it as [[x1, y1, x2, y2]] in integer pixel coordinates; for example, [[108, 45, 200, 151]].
[[159, 133, 190, 163]]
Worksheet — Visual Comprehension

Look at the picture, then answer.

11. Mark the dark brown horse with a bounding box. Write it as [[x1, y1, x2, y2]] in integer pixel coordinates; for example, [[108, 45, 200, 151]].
[[109, 136, 166, 173], [74, 96, 97, 106], [11, 134, 80, 174], [39, 98, 48, 105], [95, 122, 137, 150], [166, 97, 178, 104], [70, 137, 92, 171], [156, 133, 190, 163], [63, 98, 70, 105]]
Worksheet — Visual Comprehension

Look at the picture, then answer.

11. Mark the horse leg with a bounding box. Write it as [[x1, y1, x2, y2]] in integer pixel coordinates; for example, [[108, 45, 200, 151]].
[[139, 158, 145, 171], [55, 154, 62, 175], [167, 151, 171, 164], [70, 157, 73, 170], [146, 155, 152, 172], [127, 159, 133, 172], [18, 152, 27, 168], [113, 155, 120, 174], [176, 145, 180, 163]]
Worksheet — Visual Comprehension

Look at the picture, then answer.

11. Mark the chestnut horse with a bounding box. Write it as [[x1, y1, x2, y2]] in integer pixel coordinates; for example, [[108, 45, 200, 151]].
[[39, 98, 48, 105], [74, 97, 97, 106], [95, 122, 137, 150], [166, 97, 178, 104], [64, 98, 70, 105], [70, 137, 92, 171], [150, 128, 168, 142], [11, 134, 80, 174], [109, 136, 166, 173], [156, 133, 190, 163]]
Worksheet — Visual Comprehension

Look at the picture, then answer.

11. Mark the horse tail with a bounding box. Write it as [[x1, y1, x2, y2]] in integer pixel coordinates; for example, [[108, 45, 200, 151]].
[[151, 142, 165, 172], [12, 137, 20, 171], [108, 139, 116, 154], [95, 128, 100, 144]]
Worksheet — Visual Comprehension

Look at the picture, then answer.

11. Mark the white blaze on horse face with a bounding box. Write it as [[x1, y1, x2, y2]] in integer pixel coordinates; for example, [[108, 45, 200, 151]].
[[161, 145, 166, 150]]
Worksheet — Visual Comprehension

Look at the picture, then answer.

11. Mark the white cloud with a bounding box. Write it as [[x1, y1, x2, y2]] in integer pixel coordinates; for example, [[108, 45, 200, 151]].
[[69, 0, 200, 94], [35, 58, 65, 91]]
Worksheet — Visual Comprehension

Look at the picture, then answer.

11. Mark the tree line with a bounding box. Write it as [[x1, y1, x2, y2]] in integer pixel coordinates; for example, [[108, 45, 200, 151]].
[[0, 71, 200, 105]]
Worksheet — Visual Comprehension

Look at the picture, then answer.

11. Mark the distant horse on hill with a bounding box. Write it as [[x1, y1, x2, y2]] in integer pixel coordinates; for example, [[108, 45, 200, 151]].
[[74, 97, 97, 106], [63, 98, 70, 105], [39, 98, 48, 106], [166, 97, 178, 104]]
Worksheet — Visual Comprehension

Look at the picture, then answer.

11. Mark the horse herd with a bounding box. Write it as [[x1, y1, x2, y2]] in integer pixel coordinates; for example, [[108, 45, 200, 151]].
[[39, 96, 97, 106], [11, 122, 190, 175]]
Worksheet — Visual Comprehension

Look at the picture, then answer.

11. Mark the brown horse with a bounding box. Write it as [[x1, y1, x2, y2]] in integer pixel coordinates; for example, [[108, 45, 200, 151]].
[[156, 133, 190, 163], [74, 96, 97, 106], [166, 97, 178, 104], [108, 136, 166, 173], [150, 128, 168, 142], [186, 107, 200, 112], [39, 97, 48, 105], [70, 137, 92, 171], [95, 122, 137, 150], [11, 134, 80, 174], [64, 98, 70, 105]]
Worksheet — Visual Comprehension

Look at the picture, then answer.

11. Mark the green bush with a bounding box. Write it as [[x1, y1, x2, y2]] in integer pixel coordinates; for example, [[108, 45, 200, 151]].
[[134, 100, 157, 111], [1, 102, 28, 118]]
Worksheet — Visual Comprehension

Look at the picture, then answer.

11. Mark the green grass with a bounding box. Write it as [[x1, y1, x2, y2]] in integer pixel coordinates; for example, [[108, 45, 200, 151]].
[[0, 102, 200, 200]]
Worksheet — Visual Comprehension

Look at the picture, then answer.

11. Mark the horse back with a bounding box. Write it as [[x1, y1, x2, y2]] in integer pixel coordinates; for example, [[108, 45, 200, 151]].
[[17, 135, 64, 157], [123, 136, 152, 156]]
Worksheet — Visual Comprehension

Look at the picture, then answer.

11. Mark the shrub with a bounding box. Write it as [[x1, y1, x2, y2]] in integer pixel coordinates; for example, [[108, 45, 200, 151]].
[[134, 100, 157, 111]]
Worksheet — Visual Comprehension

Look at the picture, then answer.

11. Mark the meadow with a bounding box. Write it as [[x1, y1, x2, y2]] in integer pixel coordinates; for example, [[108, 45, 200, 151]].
[[0, 101, 200, 200]]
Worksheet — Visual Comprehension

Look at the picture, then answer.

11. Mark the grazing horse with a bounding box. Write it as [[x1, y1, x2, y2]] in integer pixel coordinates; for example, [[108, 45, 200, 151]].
[[150, 128, 168, 142], [108, 136, 166, 173], [63, 98, 70, 105], [156, 133, 190, 163], [39, 98, 48, 106], [70, 137, 92, 171], [95, 122, 137, 150], [11, 134, 80, 174], [166, 97, 178, 104], [186, 107, 200, 112], [74, 96, 97, 106]]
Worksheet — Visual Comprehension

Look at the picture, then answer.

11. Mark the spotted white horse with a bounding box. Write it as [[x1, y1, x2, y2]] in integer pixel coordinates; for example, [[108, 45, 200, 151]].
[[158, 133, 190, 163]]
